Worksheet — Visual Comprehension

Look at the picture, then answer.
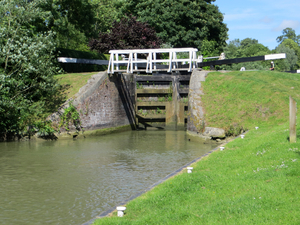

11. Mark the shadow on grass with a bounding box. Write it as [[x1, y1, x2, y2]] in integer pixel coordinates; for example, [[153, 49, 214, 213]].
[[45, 84, 71, 114]]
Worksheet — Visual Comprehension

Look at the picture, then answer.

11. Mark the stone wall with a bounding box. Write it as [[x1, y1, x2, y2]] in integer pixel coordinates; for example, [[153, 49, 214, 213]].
[[50, 72, 135, 134], [77, 74, 134, 130], [187, 69, 207, 132], [187, 70, 225, 139]]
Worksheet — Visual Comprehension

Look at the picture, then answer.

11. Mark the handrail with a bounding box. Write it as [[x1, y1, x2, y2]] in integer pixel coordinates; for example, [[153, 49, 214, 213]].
[[108, 48, 198, 74]]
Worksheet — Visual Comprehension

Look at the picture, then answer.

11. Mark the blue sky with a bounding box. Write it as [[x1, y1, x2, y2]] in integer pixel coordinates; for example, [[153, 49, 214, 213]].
[[214, 0, 300, 50]]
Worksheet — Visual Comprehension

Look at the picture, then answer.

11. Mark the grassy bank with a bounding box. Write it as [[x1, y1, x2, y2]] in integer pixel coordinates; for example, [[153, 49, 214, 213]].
[[55, 72, 98, 101], [202, 71, 300, 132], [92, 70, 300, 224]]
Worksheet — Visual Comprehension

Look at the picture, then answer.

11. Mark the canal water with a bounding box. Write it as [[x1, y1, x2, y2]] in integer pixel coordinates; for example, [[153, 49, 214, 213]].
[[0, 130, 217, 225]]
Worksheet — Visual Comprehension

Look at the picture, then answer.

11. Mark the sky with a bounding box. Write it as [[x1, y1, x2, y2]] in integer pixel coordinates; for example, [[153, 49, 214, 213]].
[[214, 0, 300, 50]]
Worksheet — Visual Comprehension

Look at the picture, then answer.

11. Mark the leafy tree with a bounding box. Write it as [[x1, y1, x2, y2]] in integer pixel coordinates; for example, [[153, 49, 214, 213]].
[[275, 44, 298, 71], [276, 28, 300, 45], [221, 38, 271, 70], [119, 0, 228, 53], [91, 0, 120, 33], [281, 39, 300, 68], [38, 0, 96, 51], [0, 0, 62, 139], [89, 16, 162, 53]]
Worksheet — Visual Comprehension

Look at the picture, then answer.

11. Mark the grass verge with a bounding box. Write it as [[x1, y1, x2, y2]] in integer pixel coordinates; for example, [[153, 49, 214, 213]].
[[92, 70, 300, 224]]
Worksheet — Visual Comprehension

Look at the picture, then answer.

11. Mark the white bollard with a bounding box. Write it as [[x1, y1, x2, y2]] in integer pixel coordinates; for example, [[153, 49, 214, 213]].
[[220, 147, 225, 151], [187, 167, 193, 173], [241, 135, 245, 139], [255, 127, 259, 130], [117, 206, 126, 217]]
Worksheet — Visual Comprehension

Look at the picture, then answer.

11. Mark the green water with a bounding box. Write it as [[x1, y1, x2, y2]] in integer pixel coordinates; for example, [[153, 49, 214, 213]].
[[0, 130, 217, 224]]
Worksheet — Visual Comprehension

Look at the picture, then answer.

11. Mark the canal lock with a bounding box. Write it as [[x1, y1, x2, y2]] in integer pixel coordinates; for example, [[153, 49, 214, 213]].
[[135, 74, 190, 130]]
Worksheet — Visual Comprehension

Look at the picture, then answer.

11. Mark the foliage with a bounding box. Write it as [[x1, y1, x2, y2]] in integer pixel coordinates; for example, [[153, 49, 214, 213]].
[[0, 0, 63, 139], [220, 38, 271, 70], [157, 107, 162, 114], [136, 82, 143, 89], [59, 102, 82, 132], [275, 44, 298, 71], [29, 120, 56, 137], [89, 16, 162, 54], [276, 27, 300, 45], [38, 0, 96, 51], [280, 39, 300, 69], [120, 0, 228, 53], [91, 0, 120, 33]]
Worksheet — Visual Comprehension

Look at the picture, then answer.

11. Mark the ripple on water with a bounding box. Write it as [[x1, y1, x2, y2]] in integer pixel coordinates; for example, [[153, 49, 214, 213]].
[[0, 130, 217, 225]]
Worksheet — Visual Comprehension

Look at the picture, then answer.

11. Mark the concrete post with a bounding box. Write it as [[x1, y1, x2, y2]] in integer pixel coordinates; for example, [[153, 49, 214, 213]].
[[289, 96, 297, 143]]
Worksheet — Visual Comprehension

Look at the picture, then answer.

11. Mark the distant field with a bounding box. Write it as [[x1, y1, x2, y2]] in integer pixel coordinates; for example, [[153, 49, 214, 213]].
[[55, 72, 98, 101]]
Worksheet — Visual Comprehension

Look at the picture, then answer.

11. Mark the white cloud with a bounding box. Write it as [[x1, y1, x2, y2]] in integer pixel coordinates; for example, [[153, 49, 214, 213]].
[[272, 20, 300, 31]]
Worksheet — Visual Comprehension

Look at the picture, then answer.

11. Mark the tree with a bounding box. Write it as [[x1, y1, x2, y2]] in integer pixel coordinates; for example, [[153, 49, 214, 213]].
[[89, 16, 162, 53], [220, 38, 271, 70], [276, 28, 300, 45], [275, 44, 298, 71], [38, 0, 96, 51], [91, 0, 120, 33], [0, 0, 62, 138], [281, 39, 300, 68], [119, 0, 228, 53]]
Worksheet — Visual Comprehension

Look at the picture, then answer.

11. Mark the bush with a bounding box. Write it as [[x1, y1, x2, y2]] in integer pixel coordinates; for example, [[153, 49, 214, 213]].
[[89, 16, 162, 53]]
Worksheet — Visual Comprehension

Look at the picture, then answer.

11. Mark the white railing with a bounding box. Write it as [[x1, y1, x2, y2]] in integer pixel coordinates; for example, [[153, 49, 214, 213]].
[[108, 48, 199, 74]]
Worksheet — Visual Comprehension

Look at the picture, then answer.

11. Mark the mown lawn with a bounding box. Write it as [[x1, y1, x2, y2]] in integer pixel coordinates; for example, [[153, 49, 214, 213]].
[[92, 70, 300, 224]]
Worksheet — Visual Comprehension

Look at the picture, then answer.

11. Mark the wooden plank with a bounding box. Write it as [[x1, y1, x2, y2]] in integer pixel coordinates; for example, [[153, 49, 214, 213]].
[[178, 75, 191, 81], [136, 114, 166, 119], [136, 102, 168, 107], [57, 57, 109, 65], [136, 89, 171, 94], [136, 76, 173, 81], [198, 56, 264, 67], [290, 96, 297, 143], [197, 53, 286, 67]]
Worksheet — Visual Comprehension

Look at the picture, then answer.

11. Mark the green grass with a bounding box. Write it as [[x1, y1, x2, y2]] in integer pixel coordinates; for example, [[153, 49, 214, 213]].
[[93, 122, 300, 224], [55, 72, 98, 101], [92, 70, 300, 224], [202, 71, 300, 131]]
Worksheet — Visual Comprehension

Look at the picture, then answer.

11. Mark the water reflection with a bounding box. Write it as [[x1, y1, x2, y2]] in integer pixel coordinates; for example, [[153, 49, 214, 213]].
[[0, 130, 217, 225]]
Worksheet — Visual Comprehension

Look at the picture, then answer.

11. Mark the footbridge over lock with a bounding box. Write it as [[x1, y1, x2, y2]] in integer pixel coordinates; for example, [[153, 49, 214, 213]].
[[57, 48, 286, 131], [107, 48, 286, 130], [108, 48, 201, 74]]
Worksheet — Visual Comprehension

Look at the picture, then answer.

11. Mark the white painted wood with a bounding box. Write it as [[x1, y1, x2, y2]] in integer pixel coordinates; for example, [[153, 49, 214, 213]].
[[264, 53, 286, 60], [108, 48, 198, 74], [57, 57, 77, 63]]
